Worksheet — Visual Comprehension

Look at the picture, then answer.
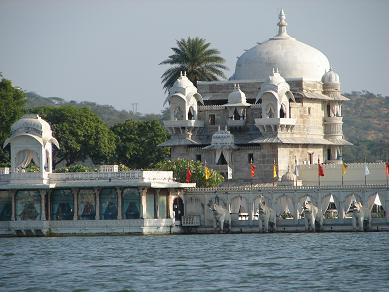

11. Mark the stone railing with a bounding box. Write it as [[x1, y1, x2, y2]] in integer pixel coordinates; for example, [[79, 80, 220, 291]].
[[254, 117, 296, 133], [190, 183, 389, 194], [49, 170, 174, 183], [181, 215, 201, 227], [163, 120, 204, 128], [227, 119, 246, 127], [198, 105, 226, 111]]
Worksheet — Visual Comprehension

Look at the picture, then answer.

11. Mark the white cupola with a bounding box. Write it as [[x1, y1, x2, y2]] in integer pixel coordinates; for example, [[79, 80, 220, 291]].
[[256, 69, 295, 119], [225, 84, 250, 125], [322, 68, 341, 94], [164, 71, 204, 121], [3, 114, 59, 174]]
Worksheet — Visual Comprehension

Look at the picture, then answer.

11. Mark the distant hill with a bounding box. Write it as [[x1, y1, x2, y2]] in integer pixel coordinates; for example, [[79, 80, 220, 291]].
[[25, 91, 166, 126], [26, 91, 389, 162], [342, 91, 389, 162]]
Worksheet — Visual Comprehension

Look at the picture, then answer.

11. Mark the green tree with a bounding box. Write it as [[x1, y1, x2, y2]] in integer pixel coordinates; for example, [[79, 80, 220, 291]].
[[160, 37, 227, 91], [0, 77, 26, 164], [111, 120, 170, 169], [154, 159, 224, 188], [31, 105, 116, 168]]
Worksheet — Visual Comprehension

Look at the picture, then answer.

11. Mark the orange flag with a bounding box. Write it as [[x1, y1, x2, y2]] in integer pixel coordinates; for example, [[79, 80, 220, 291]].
[[185, 163, 192, 183], [386, 162, 389, 177], [318, 158, 325, 177], [250, 159, 256, 177]]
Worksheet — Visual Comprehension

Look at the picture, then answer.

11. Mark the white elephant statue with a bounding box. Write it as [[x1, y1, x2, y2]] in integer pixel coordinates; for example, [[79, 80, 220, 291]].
[[303, 200, 323, 232], [350, 201, 367, 231], [209, 203, 231, 233], [256, 198, 276, 232]]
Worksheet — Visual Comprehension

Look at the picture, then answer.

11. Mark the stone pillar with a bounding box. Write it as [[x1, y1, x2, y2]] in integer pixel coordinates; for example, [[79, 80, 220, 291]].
[[338, 201, 345, 219], [40, 190, 46, 221], [155, 189, 160, 219], [385, 198, 389, 221], [95, 188, 100, 220], [139, 188, 147, 219], [47, 190, 51, 221], [11, 190, 16, 221], [72, 189, 78, 220], [167, 190, 174, 219], [116, 188, 122, 220]]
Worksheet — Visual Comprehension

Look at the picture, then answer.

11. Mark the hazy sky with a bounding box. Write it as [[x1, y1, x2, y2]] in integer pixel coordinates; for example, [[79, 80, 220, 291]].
[[0, 0, 388, 114]]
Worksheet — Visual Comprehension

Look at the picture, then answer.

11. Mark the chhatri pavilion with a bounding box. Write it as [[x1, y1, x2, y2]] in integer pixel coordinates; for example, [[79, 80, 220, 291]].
[[161, 10, 351, 183]]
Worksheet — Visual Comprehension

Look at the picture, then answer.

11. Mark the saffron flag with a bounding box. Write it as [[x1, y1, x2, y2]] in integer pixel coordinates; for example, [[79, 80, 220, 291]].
[[273, 160, 277, 178], [318, 158, 325, 177], [250, 160, 256, 177], [185, 164, 192, 183], [204, 163, 211, 180], [386, 162, 389, 177], [342, 162, 348, 176], [364, 164, 370, 176]]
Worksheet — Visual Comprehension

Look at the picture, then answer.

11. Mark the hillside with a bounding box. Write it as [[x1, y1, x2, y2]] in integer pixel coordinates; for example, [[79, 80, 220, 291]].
[[342, 91, 389, 162], [26, 91, 389, 162], [25, 92, 166, 126]]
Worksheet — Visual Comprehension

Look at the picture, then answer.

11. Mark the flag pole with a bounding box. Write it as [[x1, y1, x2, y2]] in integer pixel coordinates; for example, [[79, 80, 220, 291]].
[[364, 156, 367, 186], [385, 154, 388, 186], [318, 158, 320, 187]]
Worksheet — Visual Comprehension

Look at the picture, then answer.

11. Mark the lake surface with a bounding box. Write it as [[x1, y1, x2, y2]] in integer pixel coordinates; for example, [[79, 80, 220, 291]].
[[1, 233, 389, 291]]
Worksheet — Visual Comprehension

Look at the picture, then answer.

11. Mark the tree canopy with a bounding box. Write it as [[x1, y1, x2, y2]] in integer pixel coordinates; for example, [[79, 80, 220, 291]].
[[154, 159, 224, 188], [0, 77, 26, 165], [31, 105, 117, 168], [160, 37, 227, 91], [111, 119, 170, 169]]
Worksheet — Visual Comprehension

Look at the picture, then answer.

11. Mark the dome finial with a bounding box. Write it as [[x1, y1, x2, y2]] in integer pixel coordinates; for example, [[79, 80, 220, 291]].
[[277, 8, 288, 37]]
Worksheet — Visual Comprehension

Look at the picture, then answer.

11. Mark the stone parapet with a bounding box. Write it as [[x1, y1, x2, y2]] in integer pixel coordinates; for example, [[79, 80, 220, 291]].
[[164, 120, 204, 128]]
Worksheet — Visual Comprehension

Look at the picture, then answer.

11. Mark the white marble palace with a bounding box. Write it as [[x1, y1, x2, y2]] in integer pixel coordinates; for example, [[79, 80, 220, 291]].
[[161, 10, 351, 183]]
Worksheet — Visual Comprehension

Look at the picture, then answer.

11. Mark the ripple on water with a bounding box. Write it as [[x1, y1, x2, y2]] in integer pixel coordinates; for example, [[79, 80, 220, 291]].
[[1, 233, 389, 291]]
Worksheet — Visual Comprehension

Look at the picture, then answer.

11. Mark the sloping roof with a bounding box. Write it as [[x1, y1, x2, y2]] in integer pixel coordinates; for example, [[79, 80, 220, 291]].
[[249, 136, 337, 145], [327, 138, 353, 146]]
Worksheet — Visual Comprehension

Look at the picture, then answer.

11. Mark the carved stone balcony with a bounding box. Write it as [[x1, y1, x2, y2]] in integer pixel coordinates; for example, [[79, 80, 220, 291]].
[[324, 116, 343, 139], [227, 119, 246, 128], [254, 118, 296, 134]]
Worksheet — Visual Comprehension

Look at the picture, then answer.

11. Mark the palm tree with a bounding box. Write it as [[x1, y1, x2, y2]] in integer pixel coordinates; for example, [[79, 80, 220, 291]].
[[160, 37, 227, 92]]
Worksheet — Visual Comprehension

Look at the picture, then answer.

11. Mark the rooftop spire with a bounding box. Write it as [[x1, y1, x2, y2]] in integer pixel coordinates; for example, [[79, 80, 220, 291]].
[[277, 9, 288, 37]]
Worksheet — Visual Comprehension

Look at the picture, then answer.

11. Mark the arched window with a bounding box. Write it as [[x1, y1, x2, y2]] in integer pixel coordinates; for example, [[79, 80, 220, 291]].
[[217, 153, 228, 165], [173, 107, 184, 120], [188, 107, 195, 120], [327, 104, 331, 117], [280, 104, 286, 118], [267, 105, 275, 118], [233, 108, 240, 120]]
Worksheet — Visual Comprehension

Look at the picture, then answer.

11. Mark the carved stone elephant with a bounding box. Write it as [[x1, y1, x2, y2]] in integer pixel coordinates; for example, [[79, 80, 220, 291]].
[[256, 198, 276, 232], [303, 200, 323, 232], [350, 201, 366, 231], [209, 203, 231, 233]]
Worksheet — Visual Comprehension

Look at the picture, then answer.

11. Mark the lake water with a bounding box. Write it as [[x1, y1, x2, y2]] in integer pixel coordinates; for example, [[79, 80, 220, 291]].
[[1, 233, 389, 291]]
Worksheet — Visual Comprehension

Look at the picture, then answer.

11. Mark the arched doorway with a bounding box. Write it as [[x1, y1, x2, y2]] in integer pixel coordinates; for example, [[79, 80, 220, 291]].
[[173, 197, 184, 221]]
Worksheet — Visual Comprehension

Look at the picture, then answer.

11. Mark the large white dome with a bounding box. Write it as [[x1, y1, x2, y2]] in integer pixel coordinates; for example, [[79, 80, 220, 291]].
[[232, 10, 330, 82]]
